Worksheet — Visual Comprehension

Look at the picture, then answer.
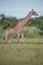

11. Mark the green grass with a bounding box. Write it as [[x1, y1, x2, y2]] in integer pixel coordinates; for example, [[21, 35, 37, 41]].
[[0, 38, 43, 65], [0, 37, 43, 43]]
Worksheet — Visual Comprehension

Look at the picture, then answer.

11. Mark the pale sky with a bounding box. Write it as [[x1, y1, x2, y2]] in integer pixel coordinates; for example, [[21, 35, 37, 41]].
[[0, 0, 43, 18]]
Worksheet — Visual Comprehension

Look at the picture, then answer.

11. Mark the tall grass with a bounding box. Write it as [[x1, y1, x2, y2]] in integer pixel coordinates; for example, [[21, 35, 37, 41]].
[[0, 43, 43, 65]]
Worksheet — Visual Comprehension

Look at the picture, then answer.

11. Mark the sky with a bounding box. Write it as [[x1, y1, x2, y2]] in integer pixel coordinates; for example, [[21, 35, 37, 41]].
[[0, 0, 43, 18]]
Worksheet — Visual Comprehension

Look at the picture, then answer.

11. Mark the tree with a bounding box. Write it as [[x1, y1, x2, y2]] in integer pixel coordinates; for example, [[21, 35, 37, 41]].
[[0, 14, 18, 29]]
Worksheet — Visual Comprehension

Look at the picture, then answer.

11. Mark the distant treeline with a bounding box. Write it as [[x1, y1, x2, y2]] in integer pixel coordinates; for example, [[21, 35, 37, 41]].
[[0, 14, 43, 38]]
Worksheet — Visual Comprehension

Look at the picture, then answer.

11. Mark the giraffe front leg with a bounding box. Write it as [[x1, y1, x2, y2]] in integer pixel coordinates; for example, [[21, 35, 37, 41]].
[[15, 33, 20, 51], [21, 32, 26, 47], [7, 34, 11, 48], [16, 32, 20, 44], [8, 39, 11, 48], [21, 32, 26, 48]]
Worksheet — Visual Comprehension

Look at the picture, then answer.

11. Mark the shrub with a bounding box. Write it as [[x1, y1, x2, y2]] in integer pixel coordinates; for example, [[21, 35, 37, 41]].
[[24, 26, 41, 38]]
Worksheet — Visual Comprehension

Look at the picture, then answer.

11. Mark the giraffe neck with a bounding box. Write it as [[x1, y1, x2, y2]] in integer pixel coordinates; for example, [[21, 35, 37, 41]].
[[12, 11, 33, 31], [22, 11, 32, 26]]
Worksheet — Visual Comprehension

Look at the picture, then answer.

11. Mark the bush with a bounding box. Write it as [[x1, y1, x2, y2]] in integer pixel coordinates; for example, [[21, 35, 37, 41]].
[[24, 26, 41, 38]]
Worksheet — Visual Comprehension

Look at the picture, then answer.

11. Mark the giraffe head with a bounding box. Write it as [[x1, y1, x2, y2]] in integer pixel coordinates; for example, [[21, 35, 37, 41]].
[[32, 9, 38, 16]]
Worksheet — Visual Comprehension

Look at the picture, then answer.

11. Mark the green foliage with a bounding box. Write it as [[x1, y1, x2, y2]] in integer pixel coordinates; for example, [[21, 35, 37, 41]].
[[0, 14, 18, 29], [26, 16, 43, 35], [0, 13, 43, 37], [24, 26, 41, 38]]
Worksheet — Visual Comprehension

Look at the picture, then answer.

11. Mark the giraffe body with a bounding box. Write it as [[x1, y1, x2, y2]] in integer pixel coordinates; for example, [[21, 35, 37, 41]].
[[2, 9, 38, 49]]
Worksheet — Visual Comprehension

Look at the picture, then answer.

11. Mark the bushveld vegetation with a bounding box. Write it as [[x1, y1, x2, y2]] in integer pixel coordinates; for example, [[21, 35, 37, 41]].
[[0, 14, 43, 38]]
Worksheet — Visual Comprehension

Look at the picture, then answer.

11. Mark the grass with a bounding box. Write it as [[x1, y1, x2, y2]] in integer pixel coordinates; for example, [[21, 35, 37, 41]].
[[0, 37, 43, 43], [0, 38, 43, 65]]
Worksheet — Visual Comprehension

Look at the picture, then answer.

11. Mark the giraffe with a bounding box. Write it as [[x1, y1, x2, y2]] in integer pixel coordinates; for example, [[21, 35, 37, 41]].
[[2, 9, 38, 49]]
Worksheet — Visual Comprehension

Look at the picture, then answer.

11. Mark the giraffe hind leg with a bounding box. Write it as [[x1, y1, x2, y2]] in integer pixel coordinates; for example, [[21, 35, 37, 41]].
[[2, 37, 7, 49], [2, 34, 11, 49]]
